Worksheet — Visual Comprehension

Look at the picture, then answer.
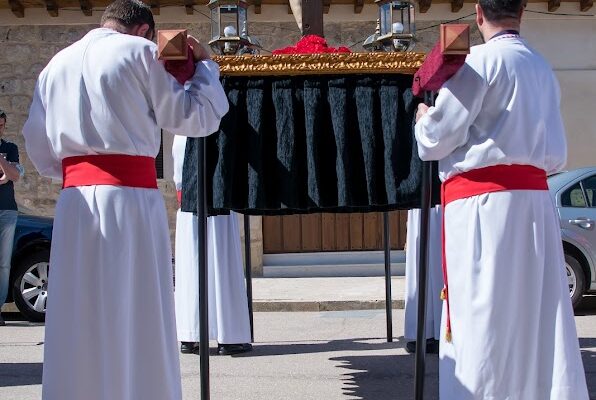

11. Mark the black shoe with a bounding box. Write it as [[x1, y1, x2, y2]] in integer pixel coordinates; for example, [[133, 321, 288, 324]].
[[217, 343, 253, 356], [180, 342, 200, 354], [0, 314, 5, 326], [405, 339, 439, 354], [426, 338, 439, 354]]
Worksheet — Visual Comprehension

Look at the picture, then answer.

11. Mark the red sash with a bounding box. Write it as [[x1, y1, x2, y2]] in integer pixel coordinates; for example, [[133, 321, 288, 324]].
[[176, 190, 182, 205], [62, 155, 158, 189], [440, 164, 548, 341]]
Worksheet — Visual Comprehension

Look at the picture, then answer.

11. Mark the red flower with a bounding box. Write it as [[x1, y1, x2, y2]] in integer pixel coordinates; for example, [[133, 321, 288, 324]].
[[272, 35, 351, 55]]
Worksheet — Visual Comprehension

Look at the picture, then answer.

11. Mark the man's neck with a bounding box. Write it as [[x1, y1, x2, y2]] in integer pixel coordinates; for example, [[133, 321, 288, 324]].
[[101, 21, 128, 35], [481, 22, 520, 42]]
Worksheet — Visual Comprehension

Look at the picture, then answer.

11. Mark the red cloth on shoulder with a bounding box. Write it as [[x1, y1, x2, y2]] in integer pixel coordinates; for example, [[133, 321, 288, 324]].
[[412, 42, 466, 96], [164, 45, 196, 85]]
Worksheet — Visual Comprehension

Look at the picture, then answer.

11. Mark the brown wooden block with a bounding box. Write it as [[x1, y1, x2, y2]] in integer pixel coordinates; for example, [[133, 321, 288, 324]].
[[335, 214, 350, 251], [349, 213, 364, 250], [9, 0, 24, 18], [363, 213, 382, 250], [321, 214, 336, 251], [301, 214, 322, 251], [263, 216, 283, 253], [157, 29, 188, 61], [440, 24, 470, 55], [282, 215, 302, 252]]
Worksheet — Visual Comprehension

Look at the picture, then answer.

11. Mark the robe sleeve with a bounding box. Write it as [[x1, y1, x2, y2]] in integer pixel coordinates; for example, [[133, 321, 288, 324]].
[[544, 77, 567, 175], [22, 74, 62, 180], [171, 135, 186, 190], [415, 59, 489, 161], [147, 56, 229, 138]]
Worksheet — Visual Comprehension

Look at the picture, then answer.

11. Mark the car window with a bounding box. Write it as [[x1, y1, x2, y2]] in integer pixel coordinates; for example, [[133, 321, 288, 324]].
[[561, 183, 587, 208], [582, 175, 596, 207]]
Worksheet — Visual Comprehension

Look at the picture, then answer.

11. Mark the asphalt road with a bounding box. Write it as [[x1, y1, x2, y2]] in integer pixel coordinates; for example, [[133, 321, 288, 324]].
[[1, 300, 595, 400]]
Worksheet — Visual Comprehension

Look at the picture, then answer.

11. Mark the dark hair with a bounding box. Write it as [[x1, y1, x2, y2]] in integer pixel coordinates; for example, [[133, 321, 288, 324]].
[[100, 0, 155, 37], [478, 0, 526, 21], [0, 110, 6, 122]]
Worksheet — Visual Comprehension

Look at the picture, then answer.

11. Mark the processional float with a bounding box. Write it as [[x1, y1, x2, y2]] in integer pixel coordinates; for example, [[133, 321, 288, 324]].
[[158, 1, 469, 398]]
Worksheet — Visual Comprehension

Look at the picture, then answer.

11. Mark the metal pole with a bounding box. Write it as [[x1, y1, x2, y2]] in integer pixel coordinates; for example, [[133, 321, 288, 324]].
[[244, 214, 254, 342], [197, 137, 210, 400], [414, 92, 435, 400], [383, 211, 393, 342]]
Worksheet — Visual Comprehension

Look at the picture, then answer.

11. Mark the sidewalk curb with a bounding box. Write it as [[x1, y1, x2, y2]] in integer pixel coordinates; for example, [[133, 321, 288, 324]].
[[3, 300, 406, 315], [253, 299, 405, 312]]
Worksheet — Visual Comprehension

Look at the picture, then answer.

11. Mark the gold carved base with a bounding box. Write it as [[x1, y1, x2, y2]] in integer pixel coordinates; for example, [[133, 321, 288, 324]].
[[212, 52, 426, 76]]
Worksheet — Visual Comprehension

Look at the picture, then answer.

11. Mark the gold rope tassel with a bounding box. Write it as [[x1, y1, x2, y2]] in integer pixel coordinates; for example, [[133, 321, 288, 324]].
[[441, 287, 452, 342]]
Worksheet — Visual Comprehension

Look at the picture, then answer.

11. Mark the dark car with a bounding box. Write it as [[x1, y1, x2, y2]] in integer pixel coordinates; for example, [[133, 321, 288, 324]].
[[5, 206, 52, 322], [548, 167, 596, 308]]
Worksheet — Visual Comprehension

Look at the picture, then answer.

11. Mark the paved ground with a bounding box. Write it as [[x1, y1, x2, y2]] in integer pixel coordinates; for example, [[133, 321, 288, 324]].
[[252, 277, 407, 311], [1, 296, 596, 400]]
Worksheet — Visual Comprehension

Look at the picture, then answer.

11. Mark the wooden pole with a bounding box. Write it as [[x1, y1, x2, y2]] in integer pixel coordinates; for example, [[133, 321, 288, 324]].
[[301, 0, 324, 37]]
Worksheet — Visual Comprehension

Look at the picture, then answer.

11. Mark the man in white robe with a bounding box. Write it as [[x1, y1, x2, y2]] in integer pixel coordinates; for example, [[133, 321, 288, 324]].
[[403, 206, 442, 354], [172, 135, 252, 355], [22, 1, 229, 399], [414, 0, 588, 398]]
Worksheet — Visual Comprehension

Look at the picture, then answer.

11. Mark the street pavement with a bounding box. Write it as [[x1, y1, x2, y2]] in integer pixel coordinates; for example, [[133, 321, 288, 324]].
[[1, 298, 596, 400]]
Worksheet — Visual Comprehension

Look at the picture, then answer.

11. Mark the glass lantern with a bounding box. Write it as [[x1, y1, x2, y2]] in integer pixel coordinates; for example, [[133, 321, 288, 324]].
[[208, 0, 261, 55], [365, 0, 416, 52]]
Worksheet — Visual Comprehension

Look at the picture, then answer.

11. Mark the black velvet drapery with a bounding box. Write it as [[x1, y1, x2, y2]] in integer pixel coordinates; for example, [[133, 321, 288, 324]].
[[182, 73, 438, 216]]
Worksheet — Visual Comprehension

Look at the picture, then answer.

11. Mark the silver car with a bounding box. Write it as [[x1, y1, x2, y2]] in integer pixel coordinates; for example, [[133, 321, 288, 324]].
[[548, 167, 596, 308]]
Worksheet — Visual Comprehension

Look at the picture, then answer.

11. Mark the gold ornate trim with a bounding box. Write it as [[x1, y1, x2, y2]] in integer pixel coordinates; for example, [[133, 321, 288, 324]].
[[212, 52, 426, 76]]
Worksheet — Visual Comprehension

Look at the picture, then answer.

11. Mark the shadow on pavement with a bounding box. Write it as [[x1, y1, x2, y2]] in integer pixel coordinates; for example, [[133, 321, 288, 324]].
[[579, 339, 596, 399], [330, 353, 440, 400], [576, 296, 596, 316], [330, 344, 596, 400], [233, 337, 408, 358], [0, 363, 42, 387]]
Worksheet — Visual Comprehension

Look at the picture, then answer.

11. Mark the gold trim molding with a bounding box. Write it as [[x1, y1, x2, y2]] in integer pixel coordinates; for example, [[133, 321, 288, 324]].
[[212, 52, 426, 76]]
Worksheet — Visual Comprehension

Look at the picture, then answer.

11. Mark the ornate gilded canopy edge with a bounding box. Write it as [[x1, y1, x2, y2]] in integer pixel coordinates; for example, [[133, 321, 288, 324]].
[[212, 52, 426, 76]]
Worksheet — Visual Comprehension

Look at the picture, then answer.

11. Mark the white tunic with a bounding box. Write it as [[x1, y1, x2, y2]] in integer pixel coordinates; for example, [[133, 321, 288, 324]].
[[415, 34, 588, 399], [22, 28, 229, 400], [173, 136, 251, 344], [404, 207, 443, 341]]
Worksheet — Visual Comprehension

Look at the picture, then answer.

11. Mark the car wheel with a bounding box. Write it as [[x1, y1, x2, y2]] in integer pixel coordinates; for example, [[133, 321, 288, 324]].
[[565, 253, 586, 309], [11, 249, 49, 322]]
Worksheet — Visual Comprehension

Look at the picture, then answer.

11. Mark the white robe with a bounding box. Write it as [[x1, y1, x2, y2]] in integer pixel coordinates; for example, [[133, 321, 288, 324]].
[[415, 34, 588, 399], [22, 28, 229, 400], [173, 136, 251, 344], [404, 207, 443, 341]]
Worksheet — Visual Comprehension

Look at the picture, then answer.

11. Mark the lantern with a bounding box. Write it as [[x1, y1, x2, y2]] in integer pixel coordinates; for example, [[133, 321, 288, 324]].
[[364, 0, 416, 52], [208, 0, 262, 55]]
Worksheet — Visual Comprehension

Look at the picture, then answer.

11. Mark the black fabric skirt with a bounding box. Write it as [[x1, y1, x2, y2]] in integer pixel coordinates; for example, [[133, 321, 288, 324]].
[[182, 74, 439, 216]]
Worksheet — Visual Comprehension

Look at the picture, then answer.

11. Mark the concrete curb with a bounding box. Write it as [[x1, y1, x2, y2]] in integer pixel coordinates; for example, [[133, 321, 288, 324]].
[[253, 299, 405, 312]]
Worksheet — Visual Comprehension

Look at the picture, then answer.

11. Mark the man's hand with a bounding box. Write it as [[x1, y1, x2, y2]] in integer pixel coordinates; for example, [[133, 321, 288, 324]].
[[415, 103, 430, 123], [187, 36, 211, 62], [0, 156, 20, 182]]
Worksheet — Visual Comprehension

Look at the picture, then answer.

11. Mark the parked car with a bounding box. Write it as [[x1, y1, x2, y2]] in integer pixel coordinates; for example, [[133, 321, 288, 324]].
[[548, 167, 596, 308], [5, 205, 52, 322]]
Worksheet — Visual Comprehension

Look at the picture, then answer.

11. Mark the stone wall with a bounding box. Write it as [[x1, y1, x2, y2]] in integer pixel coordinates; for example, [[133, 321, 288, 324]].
[[0, 20, 481, 274]]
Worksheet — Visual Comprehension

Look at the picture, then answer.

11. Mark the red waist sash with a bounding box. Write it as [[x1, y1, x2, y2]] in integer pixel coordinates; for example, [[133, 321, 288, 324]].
[[62, 155, 158, 189], [176, 190, 182, 205], [440, 164, 548, 341]]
